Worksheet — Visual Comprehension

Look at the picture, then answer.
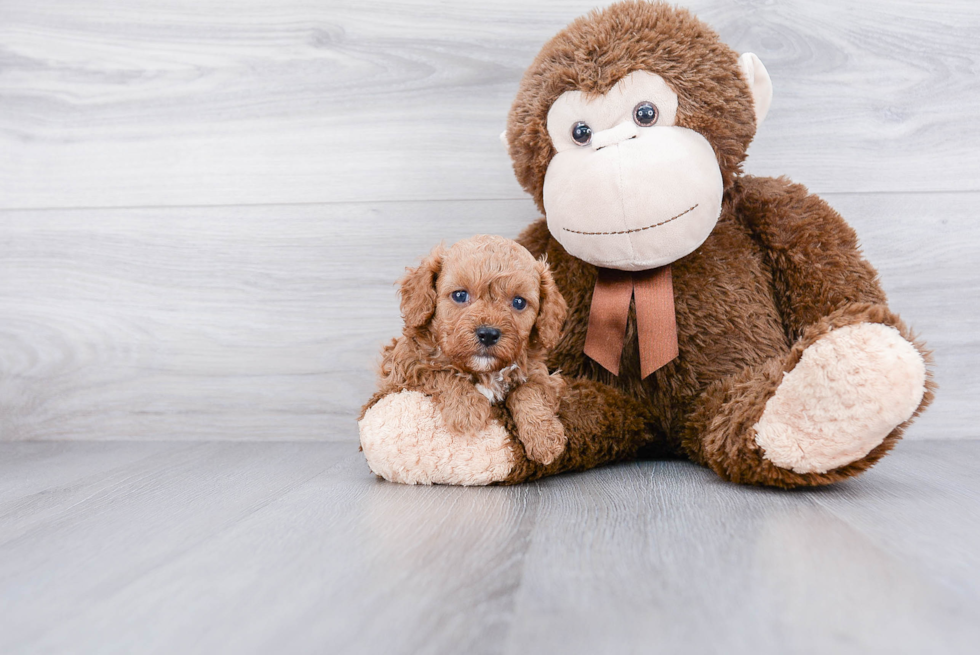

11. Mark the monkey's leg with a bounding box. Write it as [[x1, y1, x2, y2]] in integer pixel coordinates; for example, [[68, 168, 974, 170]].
[[682, 306, 930, 488]]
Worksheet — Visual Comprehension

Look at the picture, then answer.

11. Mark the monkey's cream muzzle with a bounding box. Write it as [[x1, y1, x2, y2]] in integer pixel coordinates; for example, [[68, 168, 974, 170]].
[[543, 124, 723, 271], [539, 64, 770, 272]]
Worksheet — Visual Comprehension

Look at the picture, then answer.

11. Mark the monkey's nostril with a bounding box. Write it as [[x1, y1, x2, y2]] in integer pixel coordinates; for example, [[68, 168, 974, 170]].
[[475, 326, 501, 346]]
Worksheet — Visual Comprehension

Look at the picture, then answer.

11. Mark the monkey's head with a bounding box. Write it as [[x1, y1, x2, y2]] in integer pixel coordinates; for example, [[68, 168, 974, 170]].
[[505, 1, 772, 271]]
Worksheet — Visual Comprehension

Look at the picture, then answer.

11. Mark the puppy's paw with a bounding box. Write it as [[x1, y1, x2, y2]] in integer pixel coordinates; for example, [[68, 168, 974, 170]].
[[438, 395, 493, 436], [519, 415, 567, 466]]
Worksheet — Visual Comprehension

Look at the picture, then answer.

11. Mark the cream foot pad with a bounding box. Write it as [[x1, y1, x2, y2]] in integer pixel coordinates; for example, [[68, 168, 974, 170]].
[[358, 391, 516, 485], [754, 323, 927, 474]]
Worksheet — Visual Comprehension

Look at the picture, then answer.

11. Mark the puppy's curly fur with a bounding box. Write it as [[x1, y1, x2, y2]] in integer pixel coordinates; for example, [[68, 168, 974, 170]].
[[362, 235, 569, 465]]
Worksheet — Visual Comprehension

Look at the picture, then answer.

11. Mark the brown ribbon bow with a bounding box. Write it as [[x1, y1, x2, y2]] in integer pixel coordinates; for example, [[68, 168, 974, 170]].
[[583, 266, 679, 378]]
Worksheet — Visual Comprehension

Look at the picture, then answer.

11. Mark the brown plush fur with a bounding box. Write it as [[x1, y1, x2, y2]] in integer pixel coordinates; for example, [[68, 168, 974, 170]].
[[362, 235, 571, 465], [497, 1, 935, 487], [507, 176, 936, 488]]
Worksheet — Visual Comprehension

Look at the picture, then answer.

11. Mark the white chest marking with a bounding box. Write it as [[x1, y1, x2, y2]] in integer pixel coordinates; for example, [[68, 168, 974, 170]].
[[474, 363, 523, 405], [476, 383, 505, 404]]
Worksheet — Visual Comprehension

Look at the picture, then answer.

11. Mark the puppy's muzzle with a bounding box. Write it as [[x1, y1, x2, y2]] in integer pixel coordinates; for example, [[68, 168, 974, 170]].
[[475, 326, 501, 347]]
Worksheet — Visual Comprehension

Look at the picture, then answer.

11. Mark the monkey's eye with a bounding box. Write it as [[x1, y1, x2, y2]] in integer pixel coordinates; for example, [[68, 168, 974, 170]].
[[633, 101, 659, 127], [571, 121, 593, 146], [512, 296, 527, 311], [451, 290, 469, 303]]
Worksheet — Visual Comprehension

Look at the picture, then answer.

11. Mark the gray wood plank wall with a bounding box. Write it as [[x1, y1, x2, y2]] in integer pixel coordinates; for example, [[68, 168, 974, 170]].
[[1, 0, 978, 441]]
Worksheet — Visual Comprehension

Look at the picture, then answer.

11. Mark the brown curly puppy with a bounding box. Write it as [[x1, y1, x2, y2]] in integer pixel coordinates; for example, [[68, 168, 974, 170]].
[[364, 235, 569, 465]]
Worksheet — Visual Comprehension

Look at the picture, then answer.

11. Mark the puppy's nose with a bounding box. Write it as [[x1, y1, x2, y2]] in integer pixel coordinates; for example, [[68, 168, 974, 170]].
[[475, 326, 501, 346]]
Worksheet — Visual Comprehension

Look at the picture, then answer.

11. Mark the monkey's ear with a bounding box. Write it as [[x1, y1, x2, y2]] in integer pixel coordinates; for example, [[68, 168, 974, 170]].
[[399, 245, 445, 330], [739, 53, 773, 127], [532, 259, 568, 352]]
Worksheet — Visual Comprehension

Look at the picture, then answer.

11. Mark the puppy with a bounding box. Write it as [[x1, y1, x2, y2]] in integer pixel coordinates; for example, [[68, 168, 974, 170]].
[[365, 235, 569, 465]]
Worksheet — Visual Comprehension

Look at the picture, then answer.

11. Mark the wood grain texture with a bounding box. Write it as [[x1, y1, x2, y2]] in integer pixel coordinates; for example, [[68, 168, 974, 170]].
[[1, 192, 974, 442], [0, 441, 353, 652], [0, 199, 539, 440], [1, 0, 978, 210], [1, 192, 974, 441], [0, 440, 977, 654], [503, 451, 980, 654]]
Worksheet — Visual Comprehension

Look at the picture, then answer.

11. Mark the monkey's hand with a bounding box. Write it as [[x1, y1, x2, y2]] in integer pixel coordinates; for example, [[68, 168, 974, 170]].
[[358, 390, 514, 486]]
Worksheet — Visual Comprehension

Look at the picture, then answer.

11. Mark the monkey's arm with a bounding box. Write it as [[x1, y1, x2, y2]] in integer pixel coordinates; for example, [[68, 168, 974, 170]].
[[735, 175, 896, 338], [498, 375, 654, 484]]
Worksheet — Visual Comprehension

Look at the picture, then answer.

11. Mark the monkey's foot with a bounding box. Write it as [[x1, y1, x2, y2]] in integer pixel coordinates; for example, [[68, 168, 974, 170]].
[[358, 391, 515, 485], [753, 323, 927, 474]]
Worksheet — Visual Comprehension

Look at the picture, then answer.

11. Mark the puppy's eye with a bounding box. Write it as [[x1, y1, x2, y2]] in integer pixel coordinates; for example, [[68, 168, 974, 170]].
[[571, 121, 592, 146], [451, 290, 469, 303], [633, 101, 659, 127], [512, 296, 527, 311]]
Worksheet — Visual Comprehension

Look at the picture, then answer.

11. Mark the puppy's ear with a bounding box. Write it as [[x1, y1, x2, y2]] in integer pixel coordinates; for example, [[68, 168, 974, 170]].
[[399, 245, 445, 330], [532, 258, 567, 351]]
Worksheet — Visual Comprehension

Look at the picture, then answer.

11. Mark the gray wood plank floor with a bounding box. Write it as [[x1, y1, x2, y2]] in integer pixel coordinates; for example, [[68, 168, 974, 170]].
[[0, 439, 977, 654]]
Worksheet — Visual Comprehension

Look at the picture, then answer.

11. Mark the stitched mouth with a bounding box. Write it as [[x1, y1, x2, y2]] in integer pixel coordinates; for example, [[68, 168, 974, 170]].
[[561, 203, 699, 236]]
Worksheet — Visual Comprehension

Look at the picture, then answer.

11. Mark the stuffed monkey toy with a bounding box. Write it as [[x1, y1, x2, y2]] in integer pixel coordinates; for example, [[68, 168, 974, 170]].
[[359, 0, 934, 488]]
